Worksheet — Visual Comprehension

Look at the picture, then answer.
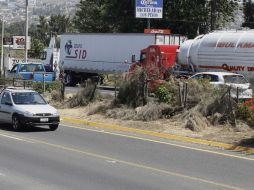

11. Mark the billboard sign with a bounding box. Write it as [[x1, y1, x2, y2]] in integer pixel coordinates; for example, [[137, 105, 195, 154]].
[[3, 37, 13, 45], [135, 0, 163, 19], [13, 36, 31, 50]]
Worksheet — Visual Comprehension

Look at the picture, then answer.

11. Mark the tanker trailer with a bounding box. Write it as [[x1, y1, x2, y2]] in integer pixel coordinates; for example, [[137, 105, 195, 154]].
[[177, 30, 254, 78]]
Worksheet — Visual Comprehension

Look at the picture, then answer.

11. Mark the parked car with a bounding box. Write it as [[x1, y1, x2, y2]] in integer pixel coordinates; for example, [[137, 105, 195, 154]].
[[0, 87, 60, 131], [188, 72, 253, 99]]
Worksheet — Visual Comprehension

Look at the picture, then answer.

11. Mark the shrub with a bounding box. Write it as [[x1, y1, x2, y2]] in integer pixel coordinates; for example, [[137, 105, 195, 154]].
[[117, 67, 147, 108], [50, 90, 63, 102], [32, 81, 62, 93], [155, 85, 173, 104], [236, 98, 254, 126], [66, 80, 98, 108]]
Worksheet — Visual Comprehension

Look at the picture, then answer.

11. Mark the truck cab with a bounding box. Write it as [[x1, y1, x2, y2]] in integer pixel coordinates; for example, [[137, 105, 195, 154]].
[[136, 45, 180, 80]]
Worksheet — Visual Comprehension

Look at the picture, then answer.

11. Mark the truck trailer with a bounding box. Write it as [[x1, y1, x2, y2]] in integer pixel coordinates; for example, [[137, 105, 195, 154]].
[[59, 33, 185, 86], [177, 30, 254, 77]]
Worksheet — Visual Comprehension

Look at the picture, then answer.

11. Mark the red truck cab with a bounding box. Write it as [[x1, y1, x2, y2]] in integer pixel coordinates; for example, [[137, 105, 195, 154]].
[[129, 44, 179, 91], [139, 45, 179, 80]]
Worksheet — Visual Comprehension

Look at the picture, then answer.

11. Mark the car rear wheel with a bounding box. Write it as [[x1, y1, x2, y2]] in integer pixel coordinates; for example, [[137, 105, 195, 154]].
[[49, 124, 58, 131], [12, 115, 22, 131]]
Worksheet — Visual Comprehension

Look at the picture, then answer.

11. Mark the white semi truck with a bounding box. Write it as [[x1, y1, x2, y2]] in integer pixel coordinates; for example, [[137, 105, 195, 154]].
[[59, 33, 185, 86], [177, 30, 254, 78]]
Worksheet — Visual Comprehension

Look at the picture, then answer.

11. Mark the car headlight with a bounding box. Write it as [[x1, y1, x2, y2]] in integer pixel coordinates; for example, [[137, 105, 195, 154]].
[[24, 111, 35, 117], [52, 111, 60, 116]]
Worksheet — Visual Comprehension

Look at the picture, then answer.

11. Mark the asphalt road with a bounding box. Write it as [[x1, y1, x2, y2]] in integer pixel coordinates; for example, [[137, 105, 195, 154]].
[[0, 122, 253, 190]]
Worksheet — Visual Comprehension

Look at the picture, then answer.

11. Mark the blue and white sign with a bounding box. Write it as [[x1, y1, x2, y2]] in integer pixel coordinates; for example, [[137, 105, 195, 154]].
[[135, 0, 163, 19]]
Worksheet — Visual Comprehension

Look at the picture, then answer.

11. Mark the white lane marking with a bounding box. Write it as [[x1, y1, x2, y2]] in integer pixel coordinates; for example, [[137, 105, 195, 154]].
[[61, 124, 254, 162], [0, 172, 5, 177], [0, 133, 33, 143], [106, 160, 117, 164]]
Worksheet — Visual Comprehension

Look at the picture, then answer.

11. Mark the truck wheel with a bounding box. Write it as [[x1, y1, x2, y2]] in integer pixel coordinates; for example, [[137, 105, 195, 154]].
[[12, 115, 23, 131], [65, 73, 76, 86], [49, 124, 59, 131]]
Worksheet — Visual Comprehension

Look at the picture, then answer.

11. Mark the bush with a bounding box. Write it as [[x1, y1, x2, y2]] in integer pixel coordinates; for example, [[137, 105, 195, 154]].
[[66, 80, 98, 108], [50, 90, 63, 102], [155, 85, 173, 104], [117, 67, 147, 108], [32, 81, 62, 93], [236, 98, 254, 126]]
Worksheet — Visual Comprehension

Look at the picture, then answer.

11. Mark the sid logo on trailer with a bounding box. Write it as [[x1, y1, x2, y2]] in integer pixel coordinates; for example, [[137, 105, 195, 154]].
[[64, 40, 87, 60]]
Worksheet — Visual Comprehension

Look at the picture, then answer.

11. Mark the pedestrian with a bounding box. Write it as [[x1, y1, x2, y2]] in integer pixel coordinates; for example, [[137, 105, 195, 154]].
[[53, 62, 60, 80]]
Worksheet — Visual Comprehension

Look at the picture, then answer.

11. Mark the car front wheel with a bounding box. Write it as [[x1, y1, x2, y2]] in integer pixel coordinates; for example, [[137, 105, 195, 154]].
[[12, 115, 22, 131], [49, 124, 58, 131]]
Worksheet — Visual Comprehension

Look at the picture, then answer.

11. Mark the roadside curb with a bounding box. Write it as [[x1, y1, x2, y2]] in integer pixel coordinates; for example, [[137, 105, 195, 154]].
[[62, 117, 254, 154]]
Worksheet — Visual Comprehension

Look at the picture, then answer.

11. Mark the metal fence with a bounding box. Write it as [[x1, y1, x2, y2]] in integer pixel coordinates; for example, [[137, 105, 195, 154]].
[[0, 77, 53, 95]]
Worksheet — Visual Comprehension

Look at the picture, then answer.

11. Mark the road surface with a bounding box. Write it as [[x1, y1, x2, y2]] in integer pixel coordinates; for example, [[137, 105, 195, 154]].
[[0, 122, 253, 190]]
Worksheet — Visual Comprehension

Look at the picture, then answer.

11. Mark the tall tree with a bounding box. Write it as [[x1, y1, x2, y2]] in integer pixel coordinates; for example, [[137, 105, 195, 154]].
[[49, 14, 74, 34], [242, 0, 254, 28], [73, 0, 111, 32], [4, 21, 26, 37], [104, 0, 146, 32], [165, 0, 237, 38], [36, 16, 50, 45], [73, 0, 237, 37]]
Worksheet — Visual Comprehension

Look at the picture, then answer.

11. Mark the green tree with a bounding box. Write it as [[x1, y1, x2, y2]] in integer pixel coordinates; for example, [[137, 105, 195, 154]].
[[4, 21, 26, 37], [242, 0, 254, 28], [104, 0, 146, 32], [73, 0, 112, 32], [73, 0, 237, 37], [165, 0, 237, 38], [29, 38, 45, 58], [49, 14, 74, 34], [36, 16, 50, 46]]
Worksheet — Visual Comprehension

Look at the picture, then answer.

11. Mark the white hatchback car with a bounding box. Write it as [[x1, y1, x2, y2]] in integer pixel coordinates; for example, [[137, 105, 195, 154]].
[[0, 87, 60, 131], [189, 72, 253, 99]]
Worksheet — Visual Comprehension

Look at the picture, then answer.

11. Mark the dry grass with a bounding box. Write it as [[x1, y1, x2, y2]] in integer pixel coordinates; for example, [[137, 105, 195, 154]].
[[87, 100, 114, 115], [66, 81, 98, 108], [49, 76, 250, 136]]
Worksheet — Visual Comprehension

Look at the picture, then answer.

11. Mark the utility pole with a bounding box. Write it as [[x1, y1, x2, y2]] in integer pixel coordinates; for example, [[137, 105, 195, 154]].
[[210, 0, 215, 31], [1, 16, 4, 77], [25, 0, 28, 62], [147, 18, 151, 29]]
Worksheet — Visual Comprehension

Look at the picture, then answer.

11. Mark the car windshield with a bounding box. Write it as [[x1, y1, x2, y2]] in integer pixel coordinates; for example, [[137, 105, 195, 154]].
[[223, 75, 248, 84], [11, 92, 47, 105], [20, 64, 44, 72]]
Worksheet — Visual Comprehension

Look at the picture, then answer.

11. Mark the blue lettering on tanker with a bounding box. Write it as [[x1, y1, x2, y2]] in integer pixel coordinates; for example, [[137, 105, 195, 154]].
[[64, 40, 87, 60]]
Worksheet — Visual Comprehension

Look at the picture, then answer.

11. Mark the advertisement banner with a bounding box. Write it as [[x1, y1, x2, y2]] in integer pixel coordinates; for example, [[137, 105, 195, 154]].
[[13, 36, 31, 50], [135, 0, 163, 19]]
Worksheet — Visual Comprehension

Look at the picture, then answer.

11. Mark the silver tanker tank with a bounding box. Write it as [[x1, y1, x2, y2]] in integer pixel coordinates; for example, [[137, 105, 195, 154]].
[[177, 30, 254, 77]]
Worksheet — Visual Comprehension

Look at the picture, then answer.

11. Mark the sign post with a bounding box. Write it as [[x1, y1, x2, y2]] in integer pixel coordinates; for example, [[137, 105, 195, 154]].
[[135, 0, 163, 28]]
